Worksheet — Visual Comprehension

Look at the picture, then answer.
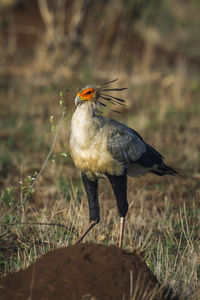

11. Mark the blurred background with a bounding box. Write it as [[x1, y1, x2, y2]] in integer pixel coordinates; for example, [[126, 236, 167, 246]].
[[0, 0, 200, 214]]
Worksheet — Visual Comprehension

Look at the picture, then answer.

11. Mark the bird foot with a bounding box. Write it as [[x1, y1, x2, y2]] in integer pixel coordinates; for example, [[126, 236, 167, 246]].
[[74, 221, 96, 245]]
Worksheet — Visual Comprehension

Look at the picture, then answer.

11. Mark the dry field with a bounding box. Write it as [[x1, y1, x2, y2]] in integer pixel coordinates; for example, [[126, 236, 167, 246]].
[[0, 1, 199, 299]]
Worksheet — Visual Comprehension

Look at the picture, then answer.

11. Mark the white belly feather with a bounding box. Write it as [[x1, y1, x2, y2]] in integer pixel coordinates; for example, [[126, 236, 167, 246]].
[[70, 104, 123, 178]]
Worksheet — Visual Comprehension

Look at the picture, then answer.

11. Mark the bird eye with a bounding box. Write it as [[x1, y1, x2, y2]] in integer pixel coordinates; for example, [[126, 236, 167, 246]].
[[86, 91, 92, 95]]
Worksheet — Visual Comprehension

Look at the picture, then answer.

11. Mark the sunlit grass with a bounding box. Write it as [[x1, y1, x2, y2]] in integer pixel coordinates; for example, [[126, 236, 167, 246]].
[[0, 60, 200, 299], [0, 181, 199, 299]]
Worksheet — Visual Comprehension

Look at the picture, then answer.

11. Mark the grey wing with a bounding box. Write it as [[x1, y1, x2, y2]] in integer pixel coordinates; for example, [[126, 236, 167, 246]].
[[106, 119, 176, 177], [106, 120, 147, 165]]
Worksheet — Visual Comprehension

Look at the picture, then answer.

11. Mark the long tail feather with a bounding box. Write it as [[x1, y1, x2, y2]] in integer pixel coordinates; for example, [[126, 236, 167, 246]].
[[151, 164, 178, 176]]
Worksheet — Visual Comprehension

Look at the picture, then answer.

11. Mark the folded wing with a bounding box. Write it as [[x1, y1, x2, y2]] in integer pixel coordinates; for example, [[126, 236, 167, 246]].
[[106, 119, 176, 177]]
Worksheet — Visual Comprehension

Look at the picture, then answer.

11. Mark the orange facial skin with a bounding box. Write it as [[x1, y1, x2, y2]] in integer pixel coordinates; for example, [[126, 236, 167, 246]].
[[77, 88, 95, 101]]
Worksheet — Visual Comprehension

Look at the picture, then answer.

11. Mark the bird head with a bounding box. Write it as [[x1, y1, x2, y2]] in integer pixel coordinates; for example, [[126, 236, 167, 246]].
[[75, 79, 127, 113], [75, 86, 97, 106]]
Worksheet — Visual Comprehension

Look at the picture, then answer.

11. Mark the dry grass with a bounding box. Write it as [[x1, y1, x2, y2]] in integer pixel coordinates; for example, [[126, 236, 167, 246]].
[[1, 67, 200, 298], [0, 179, 199, 299], [0, 75, 199, 298]]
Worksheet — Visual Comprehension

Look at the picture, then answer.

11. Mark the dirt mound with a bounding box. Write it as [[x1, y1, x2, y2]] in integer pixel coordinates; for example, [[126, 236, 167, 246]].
[[0, 243, 160, 300]]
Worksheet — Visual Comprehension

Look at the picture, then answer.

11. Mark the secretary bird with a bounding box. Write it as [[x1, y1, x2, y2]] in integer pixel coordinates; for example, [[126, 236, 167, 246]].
[[70, 79, 177, 248]]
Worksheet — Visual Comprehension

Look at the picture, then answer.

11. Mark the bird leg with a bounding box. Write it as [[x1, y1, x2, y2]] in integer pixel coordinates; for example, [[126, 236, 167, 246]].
[[107, 174, 128, 248], [74, 173, 100, 245], [74, 220, 96, 245], [119, 216, 125, 248]]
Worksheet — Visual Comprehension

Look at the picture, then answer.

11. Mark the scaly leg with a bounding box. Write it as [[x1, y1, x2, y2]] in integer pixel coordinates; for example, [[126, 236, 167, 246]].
[[118, 216, 125, 248], [74, 173, 99, 245], [107, 174, 128, 248], [74, 220, 96, 245]]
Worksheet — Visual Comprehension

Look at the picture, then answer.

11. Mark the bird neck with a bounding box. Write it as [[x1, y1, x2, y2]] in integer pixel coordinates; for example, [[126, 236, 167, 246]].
[[71, 102, 102, 147], [73, 102, 98, 125]]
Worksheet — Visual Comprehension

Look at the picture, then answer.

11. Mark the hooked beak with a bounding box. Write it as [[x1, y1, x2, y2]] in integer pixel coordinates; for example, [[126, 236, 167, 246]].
[[75, 95, 81, 106]]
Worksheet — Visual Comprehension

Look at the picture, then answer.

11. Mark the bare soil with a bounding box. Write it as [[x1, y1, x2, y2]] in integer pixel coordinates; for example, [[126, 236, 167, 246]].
[[0, 243, 159, 300]]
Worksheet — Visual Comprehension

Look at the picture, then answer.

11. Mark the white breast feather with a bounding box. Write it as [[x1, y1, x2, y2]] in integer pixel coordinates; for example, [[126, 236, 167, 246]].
[[70, 104, 124, 178]]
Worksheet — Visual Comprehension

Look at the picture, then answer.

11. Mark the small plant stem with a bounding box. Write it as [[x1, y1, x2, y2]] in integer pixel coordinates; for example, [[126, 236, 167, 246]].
[[0, 110, 66, 221]]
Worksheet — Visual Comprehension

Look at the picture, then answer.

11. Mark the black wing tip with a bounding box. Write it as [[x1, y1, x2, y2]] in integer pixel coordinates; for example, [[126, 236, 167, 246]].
[[163, 165, 187, 178], [165, 165, 178, 176], [151, 164, 179, 177], [173, 168, 187, 179]]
